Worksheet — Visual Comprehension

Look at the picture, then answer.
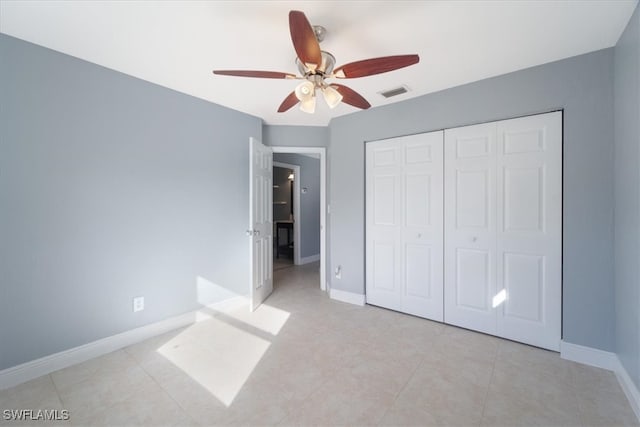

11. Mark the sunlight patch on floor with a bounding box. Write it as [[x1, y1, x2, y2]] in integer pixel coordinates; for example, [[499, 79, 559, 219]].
[[218, 303, 291, 336], [154, 276, 291, 407], [156, 314, 271, 407]]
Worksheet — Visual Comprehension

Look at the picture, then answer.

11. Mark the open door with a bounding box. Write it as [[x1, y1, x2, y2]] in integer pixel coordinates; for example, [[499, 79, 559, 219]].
[[249, 137, 273, 311]]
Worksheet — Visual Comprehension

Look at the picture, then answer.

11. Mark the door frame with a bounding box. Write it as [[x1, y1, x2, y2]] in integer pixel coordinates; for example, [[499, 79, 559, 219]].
[[273, 161, 301, 265], [272, 146, 327, 291]]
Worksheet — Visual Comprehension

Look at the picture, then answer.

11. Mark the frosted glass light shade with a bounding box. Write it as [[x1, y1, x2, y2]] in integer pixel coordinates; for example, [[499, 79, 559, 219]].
[[322, 85, 343, 109], [299, 96, 316, 113], [295, 81, 315, 101]]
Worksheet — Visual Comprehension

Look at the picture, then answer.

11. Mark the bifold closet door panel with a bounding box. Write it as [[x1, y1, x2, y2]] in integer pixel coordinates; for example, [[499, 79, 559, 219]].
[[444, 111, 562, 351], [366, 131, 444, 321], [495, 111, 562, 351], [366, 140, 403, 312], [444, 123, 498, 335], [401, 132, 444, 320]]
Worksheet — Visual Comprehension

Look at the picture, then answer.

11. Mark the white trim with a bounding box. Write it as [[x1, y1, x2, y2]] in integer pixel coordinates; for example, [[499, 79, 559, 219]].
[[0, 295, 247, 391], [273, 161, 301, 265], [329, 288, 365, 306], [615, 358, 640, 421], [300, 254, 320, 264], [560, 341, 640, 422], [560, 340, 619, 371], [272, 146, 327, 291]]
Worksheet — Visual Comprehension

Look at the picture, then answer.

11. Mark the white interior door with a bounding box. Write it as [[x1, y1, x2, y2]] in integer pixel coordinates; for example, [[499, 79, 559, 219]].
[[366, 131, 444, 321], [249, 137, 273, 311], [444, 123, 498, 335], [495, 112, 562, 350]]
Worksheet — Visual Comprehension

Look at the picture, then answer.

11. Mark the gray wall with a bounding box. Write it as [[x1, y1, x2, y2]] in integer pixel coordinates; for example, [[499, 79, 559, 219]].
[[614, 4, 640, 388], [263, 125, 328, 147], [328, 48, 616, 351], [0, 34, 262, 370], [274, 153, 321, 259]]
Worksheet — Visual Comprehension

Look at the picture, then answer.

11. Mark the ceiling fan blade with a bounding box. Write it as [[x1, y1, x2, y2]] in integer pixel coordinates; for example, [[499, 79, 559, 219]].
[[289, 10, 322, 70], [213, 70, 297, 79], [332, 84, 371, 109], [278, 91, 300, 112], [333, 55, 420, 78]]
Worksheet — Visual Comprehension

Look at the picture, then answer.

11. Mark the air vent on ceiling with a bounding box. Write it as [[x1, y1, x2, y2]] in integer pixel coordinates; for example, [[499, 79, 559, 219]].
[[379, 85, 409, 98]]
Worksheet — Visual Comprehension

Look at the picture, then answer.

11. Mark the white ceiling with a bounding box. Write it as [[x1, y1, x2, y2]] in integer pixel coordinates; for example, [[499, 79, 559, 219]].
[[1, 0, 637, 126]]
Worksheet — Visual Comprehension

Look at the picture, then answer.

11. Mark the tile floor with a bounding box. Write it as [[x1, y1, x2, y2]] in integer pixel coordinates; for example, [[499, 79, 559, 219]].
[[273, 256, 294, 272], [1, 262, 637, 426]]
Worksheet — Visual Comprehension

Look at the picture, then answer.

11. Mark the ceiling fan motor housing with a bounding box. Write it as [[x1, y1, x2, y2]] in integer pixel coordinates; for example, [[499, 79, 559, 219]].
[[296, 51, 336, 81]]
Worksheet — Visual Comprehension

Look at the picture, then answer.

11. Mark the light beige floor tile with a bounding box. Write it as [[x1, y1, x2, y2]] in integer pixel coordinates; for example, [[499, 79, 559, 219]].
[[438, 326, 500, 366], [568, 361, 623, 394], [71, 385, 195, 427], [416, 344, 495, 390], [283, 370, 397, 426], [394, 368, 488, 426], [2, 261, 637, 427], [222, 380, 292, 426], [50, 350, 138, 391], [0, 375, 62, 412], [497, 339, 574, 385], [377, 400, 440, 426], [0, 376, 68, 426], [55, 363, 159, 422], [489, 362, 581, 415], [142, 369, 230, 426], [576, 384, 639, 427], [481, 389, 582, 426]]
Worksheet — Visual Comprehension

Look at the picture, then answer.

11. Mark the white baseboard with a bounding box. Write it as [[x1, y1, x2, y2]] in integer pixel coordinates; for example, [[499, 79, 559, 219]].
[[616, 358, 640, 421], [329, 288, 365, 306], [0, 296, 248, 391], [560, 341, 619, 371], [299, 254, 320, 265], [560, 340, 640, 422]]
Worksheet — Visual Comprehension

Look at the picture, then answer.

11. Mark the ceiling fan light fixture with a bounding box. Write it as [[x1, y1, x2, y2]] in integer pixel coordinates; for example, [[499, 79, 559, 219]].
[[295, 80, 315, 101], [322, 85, 343, 109], [299, 95, 316, 114], [295, 80, 316, 113]]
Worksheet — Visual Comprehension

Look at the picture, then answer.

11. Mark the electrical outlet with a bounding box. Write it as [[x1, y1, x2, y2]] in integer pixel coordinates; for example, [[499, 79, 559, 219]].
[[133, 296, 144, 312], [335, 265, 342, 279]]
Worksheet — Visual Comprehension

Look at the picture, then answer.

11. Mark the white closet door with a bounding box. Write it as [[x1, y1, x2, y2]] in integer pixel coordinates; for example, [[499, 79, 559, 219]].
[[366, 131, 444, 321], [366, 140, 403, 312], [401, 132, 444, 320], [444, 123, 497, 335], [495, 112, 562, 350]]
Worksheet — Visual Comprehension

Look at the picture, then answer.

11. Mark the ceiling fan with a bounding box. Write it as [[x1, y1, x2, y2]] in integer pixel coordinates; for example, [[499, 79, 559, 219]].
[[213, 10, 420, 114]]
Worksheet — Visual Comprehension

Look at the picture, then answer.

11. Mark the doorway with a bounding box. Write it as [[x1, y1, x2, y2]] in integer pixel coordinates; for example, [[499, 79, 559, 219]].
[[272, 147, 327, 291], [273, 162, 300, 268]]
